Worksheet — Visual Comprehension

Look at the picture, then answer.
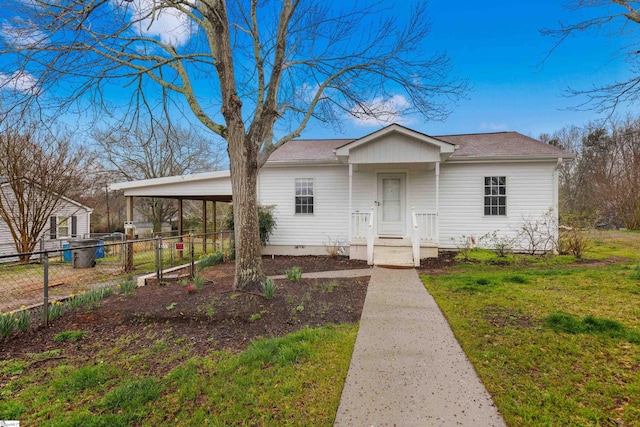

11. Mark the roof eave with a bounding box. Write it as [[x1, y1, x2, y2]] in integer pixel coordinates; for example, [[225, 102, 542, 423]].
[[448, 154, 575, 162]]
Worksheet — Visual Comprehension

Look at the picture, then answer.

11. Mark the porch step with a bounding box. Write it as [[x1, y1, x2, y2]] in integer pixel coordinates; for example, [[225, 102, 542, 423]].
[[373, 245, 414, 267]]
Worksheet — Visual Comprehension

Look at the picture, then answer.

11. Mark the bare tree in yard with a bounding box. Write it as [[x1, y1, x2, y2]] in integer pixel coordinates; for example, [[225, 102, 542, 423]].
[[93, 121, 224, 233], [542, 117, 640, 229], [0, 0, 466, 290], [542, 0, 640, 113], [0, 115, 90, 261]]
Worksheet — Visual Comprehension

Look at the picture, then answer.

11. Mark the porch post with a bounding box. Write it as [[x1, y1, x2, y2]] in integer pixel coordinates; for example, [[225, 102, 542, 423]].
[[212, 202, 217, 251], [348, 163, 353, 241], [435, 162, 440, 243], [178, 199, 184, 259], [202, 200, 207, 253]]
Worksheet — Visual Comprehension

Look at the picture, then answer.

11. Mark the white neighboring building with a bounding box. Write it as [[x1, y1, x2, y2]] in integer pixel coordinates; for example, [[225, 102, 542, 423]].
[[110, 124, 573, 266], [0, 180, 93, 257]]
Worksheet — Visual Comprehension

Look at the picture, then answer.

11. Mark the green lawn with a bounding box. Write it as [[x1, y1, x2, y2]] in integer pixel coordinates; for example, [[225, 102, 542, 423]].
[[422, 230, 640, 426], [0, 324, 357, 426]]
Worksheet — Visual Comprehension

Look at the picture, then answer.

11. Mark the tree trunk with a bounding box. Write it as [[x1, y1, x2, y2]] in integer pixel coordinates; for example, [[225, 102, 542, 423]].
[[227, 127, 265, 292]]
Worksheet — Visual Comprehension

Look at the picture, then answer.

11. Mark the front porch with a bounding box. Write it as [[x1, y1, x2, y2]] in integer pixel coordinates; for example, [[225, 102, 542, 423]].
[[349, 210, 439, 267], [335, 125, 455, 267]]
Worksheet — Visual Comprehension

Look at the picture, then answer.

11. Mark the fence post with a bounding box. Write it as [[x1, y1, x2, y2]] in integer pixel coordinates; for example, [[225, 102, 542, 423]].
[[155, 236, 162, 282], [43, 252, 49, 327], [125, 229, 134, 274], [190, 232, 195, 278]]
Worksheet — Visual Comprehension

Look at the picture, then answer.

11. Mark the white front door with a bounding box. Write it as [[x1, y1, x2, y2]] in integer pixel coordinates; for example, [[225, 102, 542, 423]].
[[377, 173, 406, 236]]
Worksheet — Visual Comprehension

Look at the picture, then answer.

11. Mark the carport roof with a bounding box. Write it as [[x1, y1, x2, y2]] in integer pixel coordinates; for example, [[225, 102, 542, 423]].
[[109, 170, 232, 201]]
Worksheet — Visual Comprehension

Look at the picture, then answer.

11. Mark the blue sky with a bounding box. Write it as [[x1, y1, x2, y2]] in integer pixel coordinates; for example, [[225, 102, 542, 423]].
[[302, 0, 639, 140], [1, 0, 637, 142]]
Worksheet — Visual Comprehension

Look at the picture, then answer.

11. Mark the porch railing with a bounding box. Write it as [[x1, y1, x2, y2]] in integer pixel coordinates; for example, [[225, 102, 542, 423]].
[[411, 208, 420, 267], [351, 210, 371, 240], [414, 212, 438, 243], [366, 208, 374, 265]]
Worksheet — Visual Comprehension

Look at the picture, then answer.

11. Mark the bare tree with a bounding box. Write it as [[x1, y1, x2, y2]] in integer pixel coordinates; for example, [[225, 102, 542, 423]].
[[0, 0, 466, 290], [93, 121, 224, 232], [0, 114, 90, 261], [543, 116, 640, 229], [541, 0, 640, 113]]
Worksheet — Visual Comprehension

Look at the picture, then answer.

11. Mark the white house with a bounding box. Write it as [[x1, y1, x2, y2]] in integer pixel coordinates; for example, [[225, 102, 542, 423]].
[[110, 124, 573, 266], [0, 180, 93, 257]]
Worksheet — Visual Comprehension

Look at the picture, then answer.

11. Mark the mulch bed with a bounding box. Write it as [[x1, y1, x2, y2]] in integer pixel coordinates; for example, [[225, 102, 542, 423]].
[[1, 256, 371, 362]]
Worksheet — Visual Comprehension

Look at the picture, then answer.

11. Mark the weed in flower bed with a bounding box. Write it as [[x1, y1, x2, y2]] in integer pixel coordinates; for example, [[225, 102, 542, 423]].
[[285, 266, 303, 281]]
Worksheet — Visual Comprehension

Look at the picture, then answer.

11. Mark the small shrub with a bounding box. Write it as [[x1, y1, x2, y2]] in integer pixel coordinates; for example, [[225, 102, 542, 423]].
[[222, 204, 277, 247], [166, 302, 177, 311], [294, 304, 305, 313], [481, 231, 516, 257], [262, 278, 276, 299], [0, 312, 16, 337], [557, 228, 589, 258], [118, 280, 137, 295], [15, 310, 31, 332], [54, 330, 87, 342], [517, 209, 558, 255], [451, 234, 477, 261], [285, 266, 302, 281], [324, 237, 345, 257]]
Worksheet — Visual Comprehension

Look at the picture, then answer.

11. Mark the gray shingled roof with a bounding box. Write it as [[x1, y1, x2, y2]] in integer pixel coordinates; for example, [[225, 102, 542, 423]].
[[266, 139, 351, 162], [266, 131, 572, 163], [437, 132, 571, 159]]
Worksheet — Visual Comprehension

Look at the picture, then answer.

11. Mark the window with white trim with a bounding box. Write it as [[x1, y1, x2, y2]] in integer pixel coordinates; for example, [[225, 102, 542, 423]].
[[49, 215, 78, 239], [484, 176, 506, 216], [295, 178, 314, 214]]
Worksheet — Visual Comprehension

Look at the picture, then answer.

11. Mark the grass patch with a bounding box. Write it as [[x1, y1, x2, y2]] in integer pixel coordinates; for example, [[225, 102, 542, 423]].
[[1, 324, 357, 426], [421, 230, 640, 426], [545, 313, 640, 343], [54, 330, 87, 342]]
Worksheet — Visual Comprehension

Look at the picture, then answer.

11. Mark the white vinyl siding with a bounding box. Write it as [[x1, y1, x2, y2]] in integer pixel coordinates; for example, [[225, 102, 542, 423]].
[[438, 162, 557, 249], [258, 166, 349, 246], [349, 133, 442, 164], [0, 186, 92, 257]]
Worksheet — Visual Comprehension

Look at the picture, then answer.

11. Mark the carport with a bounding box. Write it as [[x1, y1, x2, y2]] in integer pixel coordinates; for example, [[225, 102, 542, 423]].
[[108, 171, 233, 246]]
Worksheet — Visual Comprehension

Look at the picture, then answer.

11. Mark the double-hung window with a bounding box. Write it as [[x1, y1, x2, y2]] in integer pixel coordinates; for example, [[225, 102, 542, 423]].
[[484, 176, 506, 216], [295, 178, 314, 214], [49, 215, 78, 239]]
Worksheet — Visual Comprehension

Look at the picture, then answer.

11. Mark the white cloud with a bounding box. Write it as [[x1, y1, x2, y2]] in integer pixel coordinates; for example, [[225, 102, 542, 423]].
[[1, 20, 48, 48], [479, 122, 509, 131], [0, 71, 37, 93], [118, 0, 194, 47], [349, 94, 414, 127]]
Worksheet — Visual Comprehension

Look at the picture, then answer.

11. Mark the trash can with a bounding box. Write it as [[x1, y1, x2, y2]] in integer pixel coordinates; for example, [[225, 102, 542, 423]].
[[62, 243, 72, 262], [69, 239, 99, 268], [95, 240, 105, 259]]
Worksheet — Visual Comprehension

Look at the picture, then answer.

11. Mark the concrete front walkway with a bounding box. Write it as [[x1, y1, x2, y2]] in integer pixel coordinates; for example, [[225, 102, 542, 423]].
[[334, 267, 506, 427]]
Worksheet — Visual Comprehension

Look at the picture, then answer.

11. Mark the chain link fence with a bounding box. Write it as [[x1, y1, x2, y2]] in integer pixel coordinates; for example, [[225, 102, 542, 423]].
[[0, 231, 233, 323]]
